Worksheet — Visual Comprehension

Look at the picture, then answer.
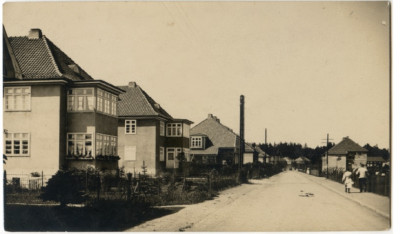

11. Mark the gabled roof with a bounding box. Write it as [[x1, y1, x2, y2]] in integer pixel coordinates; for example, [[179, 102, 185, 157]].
[[245, 143, 256, 153], [6, 29, 93, 81], [190, 114, 240, 155], [328, 137, 368, 155], [117, 82, 173, 119], [295, 156, 311, 164], [254, 145, 268, 157]]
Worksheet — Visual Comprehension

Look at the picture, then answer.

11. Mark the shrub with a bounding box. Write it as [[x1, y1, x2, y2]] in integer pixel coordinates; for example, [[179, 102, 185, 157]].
[[40, 169, 92, 206]]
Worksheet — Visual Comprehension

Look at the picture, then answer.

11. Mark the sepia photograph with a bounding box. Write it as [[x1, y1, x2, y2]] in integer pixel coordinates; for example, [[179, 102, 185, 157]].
[[2, 1, 392, 232]]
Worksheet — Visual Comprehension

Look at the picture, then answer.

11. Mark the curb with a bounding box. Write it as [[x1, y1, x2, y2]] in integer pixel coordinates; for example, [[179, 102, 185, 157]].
[[301, 173, 390, 219]]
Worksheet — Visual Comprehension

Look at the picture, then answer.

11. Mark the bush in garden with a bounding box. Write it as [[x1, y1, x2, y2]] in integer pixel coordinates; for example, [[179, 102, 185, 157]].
[[40, 169, 92, 206]]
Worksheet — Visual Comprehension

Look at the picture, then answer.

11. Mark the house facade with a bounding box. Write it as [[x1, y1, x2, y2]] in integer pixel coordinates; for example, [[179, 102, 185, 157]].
[[189, 114, 240, 165], [243, 143, 258, 164], [322, 136, 368, 172], [3, 28, 124, 177], [117, 82, 192, 176]]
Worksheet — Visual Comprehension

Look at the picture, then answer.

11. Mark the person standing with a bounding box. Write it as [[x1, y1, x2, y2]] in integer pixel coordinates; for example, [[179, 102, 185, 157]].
[[355, 163, 369, 192], [342, 170, 354, 193]]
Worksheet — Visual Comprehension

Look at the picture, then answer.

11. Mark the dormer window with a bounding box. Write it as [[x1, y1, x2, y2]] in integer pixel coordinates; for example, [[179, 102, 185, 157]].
[[191, 136, 204, 149]]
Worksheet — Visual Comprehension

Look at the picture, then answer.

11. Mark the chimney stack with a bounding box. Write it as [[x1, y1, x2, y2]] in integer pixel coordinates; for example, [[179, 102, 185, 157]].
[[28, 29, 42, 39], [128, 82, 137, 88], [208, 114, 213, 119]]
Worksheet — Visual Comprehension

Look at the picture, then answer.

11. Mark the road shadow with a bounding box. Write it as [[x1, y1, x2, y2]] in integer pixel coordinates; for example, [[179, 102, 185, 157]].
[[5, 203, 183, 231]]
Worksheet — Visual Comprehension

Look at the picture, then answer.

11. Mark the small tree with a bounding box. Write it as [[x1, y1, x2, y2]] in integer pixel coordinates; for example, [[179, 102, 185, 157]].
[[41, 169, 88, 206]]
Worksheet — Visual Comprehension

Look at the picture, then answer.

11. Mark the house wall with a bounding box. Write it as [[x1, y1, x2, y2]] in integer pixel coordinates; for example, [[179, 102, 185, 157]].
[[118, 119, 157, 176], [321, 153, 367, 171], [243, 152, 254, 164], [3, 85, 63, 175]]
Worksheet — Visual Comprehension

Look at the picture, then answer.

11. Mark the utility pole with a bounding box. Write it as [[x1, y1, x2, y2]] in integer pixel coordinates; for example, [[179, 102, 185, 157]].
[[239, 95, 245, 170], [322, 134, 334, 179], [265, 128, 267, 146]]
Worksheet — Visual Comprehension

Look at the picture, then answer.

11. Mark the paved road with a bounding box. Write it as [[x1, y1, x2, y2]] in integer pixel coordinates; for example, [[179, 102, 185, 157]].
[[126, 171, 390, 232]]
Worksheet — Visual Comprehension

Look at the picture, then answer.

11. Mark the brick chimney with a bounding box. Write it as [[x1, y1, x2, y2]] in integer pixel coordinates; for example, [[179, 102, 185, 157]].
[[128, 81, 137, 88], [208, 114, 213, 119], [28, 29, 42, 39]]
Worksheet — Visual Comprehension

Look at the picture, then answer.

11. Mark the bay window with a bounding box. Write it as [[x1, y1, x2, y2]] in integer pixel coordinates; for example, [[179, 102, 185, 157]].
[[4, 132, 30, 156], [166, 123, 182, 137], [95, 133, 117, 156], [68, 88, 94, 111], [96, 88, 117, 116], [67, 133, 93, 158], [4, 87, 31, 111]]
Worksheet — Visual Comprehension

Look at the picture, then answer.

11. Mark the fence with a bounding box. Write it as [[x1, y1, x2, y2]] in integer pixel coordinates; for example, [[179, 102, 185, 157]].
[[4, 171, 52, 190], [319, 168, 390, 197]]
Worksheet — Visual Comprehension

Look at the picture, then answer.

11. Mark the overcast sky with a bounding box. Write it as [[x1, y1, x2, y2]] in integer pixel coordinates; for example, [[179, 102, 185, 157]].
[[3, 1, 390, 148]]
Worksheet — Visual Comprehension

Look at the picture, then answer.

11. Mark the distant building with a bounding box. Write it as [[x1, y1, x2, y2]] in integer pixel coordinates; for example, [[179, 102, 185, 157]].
[[3, 28, 124, 178], [294, 156, 311, 170], [322, 136, 368, 172], [117, 82, 192, 176], [189, 114, 240, 165], [254, 145, 268, 163], [243, 143, 258, 164]]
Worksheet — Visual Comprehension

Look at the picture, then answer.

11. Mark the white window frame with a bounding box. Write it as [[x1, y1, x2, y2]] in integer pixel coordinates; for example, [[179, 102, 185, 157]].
[[67, 88, 95, 112], [125, 120, 137, 134], [95, 133, 117, 156], [96, 88, 117, 116], [191, 136, 203, 149], [160, 121, 165, 136], [67, 133, 93, 158], [4, 86, 31, 111], [4, 132, 30, 156], [160, 147, 165, 161], [166, 123, 182, 137]]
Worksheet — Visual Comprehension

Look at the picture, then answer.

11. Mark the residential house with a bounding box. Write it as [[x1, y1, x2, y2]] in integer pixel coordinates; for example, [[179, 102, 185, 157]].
[[322, 136, 368, 172], [3, 28, 124, 179], [282, 157, 293, 170], [243, 143, 258, 164], [254, 145, 268, 163], [117, 82, 192, 176], [189, 114, 240, 165], [294, 156, 311, 171]]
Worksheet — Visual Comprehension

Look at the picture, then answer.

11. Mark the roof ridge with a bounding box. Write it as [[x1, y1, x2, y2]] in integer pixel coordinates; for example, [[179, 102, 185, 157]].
[[42, 36, 62, 77], [44, 37, 94, 80]]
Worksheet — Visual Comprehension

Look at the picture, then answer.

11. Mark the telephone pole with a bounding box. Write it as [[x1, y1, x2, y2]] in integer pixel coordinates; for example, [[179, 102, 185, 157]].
[[239, 95, 245, 170], [322, 134, 334, 179]]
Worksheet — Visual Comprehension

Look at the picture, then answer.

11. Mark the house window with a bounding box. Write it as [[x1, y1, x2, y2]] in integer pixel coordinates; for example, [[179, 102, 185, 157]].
[[125, 120, 136, 134], [4, 133, 30, 156], [97, 89, 103, 112], [191, 136, 203, 148], [96, 89, 117, 116], [4, 87, 31, 111], [160, 147, 165, 161], [68, 88, 94, 111], [95, 133, 117, 156], [160, 121, 165, 136], [67, 133, 93, 158], [167, 148, 181, 160], [166, 123, 182, 137]]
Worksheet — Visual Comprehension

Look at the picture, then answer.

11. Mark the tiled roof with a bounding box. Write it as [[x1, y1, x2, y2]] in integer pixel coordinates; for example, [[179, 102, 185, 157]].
[[117, 83, 173, 119], [7, 35, 93, 80], [190, 115, 240, 155], [328, 137, 368, 155], [295, 156, 311, 164]]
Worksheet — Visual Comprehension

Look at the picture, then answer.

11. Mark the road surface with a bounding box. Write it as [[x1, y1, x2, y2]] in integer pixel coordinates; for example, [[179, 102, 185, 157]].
[[126, 171, 390, 232]]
